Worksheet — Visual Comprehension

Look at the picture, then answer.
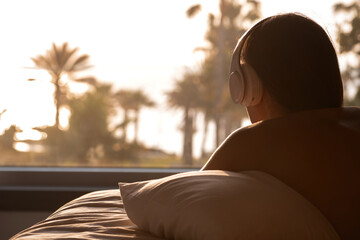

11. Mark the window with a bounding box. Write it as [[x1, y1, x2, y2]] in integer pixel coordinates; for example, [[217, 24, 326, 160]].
[[1, 4, 360, 237], [0, 0, 359, 170]]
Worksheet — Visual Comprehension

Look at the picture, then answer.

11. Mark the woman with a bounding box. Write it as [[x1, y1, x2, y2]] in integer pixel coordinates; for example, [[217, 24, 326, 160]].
[[203, 13, 360, 240]]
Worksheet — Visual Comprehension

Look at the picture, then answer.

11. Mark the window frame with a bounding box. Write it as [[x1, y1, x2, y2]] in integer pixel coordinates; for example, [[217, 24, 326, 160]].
[[0, 167, 194, 211]]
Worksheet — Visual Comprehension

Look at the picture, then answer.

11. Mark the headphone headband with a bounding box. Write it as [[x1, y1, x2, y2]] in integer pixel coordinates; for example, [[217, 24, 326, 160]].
[[231, 16, 271, 72]]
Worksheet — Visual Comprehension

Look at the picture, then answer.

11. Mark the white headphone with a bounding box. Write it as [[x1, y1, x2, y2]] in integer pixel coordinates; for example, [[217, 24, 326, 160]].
[[229, 17, 270, 106]]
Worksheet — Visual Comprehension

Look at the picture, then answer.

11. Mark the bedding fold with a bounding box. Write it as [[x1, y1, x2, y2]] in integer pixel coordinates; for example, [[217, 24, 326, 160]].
[[10, 189, 164, 240]]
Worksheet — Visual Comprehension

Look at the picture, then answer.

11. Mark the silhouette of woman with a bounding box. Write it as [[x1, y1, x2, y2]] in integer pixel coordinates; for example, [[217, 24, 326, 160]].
[[203, 13, 360, 240]]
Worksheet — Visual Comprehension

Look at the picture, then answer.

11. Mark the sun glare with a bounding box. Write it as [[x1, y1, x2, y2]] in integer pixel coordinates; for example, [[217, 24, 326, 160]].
[[59, 108, 71, 131], [13, 142, 30, 152], [16, 129, 46, 141]]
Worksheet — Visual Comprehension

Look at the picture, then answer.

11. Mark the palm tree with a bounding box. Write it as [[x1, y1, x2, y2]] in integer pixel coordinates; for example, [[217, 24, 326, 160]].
[[333, 1, 360, 104], [186, 0, 261, 146], [67, 83, 115, 161], [115, 90, 134, 143], [167, 69, 202, 166], [129, 90, 155, 144], [31, 42, 94, 129], [0, 125, 21, 151], [115, 89, 155, 144]]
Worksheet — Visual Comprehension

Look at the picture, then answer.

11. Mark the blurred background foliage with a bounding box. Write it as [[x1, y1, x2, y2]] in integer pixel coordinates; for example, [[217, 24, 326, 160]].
[[333, 1, 360, 105], [1, 0, 359, 168]]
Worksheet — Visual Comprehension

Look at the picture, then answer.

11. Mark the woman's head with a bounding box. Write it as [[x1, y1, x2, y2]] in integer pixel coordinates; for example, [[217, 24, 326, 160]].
[[240, 13, 343, 112]]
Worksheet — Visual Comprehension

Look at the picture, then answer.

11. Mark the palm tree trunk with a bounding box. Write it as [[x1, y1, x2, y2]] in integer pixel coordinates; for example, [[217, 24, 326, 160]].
[[201, 114, 209, 158], [214, 1, 225, 148], [183, 106, 193, 166], [122, 109, 129, 143], [214, 116, 221, 147], [53, 76, 62, 163], [224, 112, 232, 137], [54, 76, 61, 129], [133, 110, 139, 145]]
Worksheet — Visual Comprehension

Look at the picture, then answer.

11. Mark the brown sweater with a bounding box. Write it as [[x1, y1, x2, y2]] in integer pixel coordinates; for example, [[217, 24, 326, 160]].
[[203, 107, 360, 240]]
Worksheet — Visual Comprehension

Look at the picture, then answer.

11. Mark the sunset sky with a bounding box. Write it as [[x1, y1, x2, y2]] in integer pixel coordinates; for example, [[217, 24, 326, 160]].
[[0, 0, 343, 157]]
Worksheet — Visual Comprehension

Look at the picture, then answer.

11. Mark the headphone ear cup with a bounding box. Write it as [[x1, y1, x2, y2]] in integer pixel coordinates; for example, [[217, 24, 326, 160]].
[[241, 64, 263, 106], [229, 71, 245, 104]]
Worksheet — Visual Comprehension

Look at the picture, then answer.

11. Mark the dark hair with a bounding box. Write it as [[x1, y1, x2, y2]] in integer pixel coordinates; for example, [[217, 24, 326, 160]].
[[242, 13, 343, 112]]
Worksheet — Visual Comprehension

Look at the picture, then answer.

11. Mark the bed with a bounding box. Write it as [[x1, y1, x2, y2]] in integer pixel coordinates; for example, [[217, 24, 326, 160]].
[[9, 189, 163, 240], [10, 170, 340, 240]]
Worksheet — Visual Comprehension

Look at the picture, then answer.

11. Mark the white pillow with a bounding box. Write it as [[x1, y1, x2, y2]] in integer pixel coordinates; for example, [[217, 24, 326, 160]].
[[119, 170, 340, 240]]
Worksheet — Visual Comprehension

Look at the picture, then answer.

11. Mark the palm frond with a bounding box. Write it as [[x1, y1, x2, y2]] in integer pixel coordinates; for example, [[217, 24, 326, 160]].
[[31, 55, 54, 75], [333, 2, 358, 12], [52, 43, 63, 72], [74, 76, 97, 86], [63, 45, 79, 71], [68, 55, 90, 72], [0, 109, 6, 119], [186, 4, 201, 18], [54, 43, 78, 72]]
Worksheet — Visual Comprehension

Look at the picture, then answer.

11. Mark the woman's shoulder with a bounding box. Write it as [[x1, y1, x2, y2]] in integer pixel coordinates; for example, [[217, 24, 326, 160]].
[[235, 106, 360, 135], [213, 106, 360, 170]]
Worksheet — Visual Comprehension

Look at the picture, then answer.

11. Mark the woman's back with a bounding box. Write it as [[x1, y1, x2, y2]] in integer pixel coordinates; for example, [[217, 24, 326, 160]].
[[203, 107, 360, 240]]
